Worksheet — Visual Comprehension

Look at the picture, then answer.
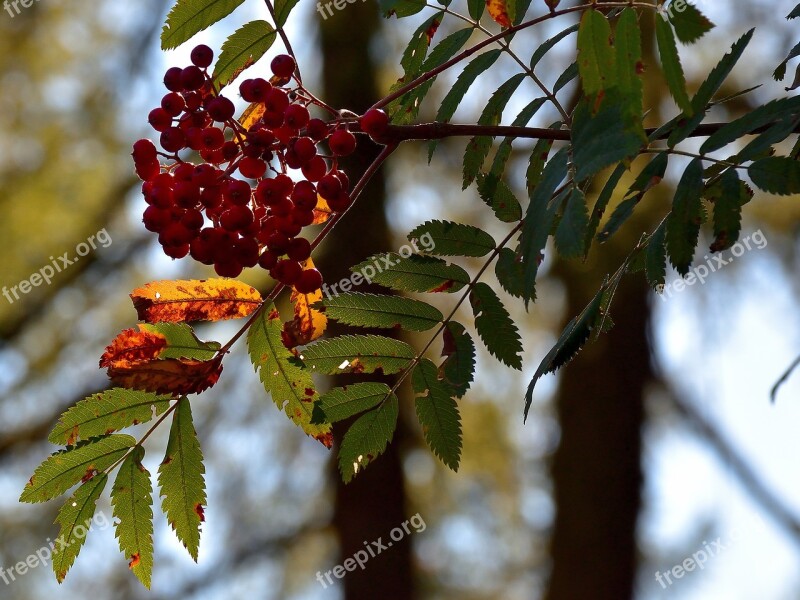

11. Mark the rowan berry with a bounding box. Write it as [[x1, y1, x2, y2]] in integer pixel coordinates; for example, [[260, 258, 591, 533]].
[[271, 54, 296, 79], [191, 45, 214, 69]]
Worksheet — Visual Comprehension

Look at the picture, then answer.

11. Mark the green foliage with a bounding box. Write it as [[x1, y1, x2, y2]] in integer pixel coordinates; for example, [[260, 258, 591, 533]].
[[666, 158, 705, 276], [52, 474, 108, 582], [749, 157, 800, 195], [470, 282, 523, 369], [413, 358, 462, 470], [577, 9, 617, 96], [112, 447, 155, 588], [274, 0, 300, 27], [312, 383, 393, 424], [161, 0, 245, 50], [701, 96, 800, 153], [49, 389, 172, 445], [441, 322, 476, 397], [555, 188, 590, 258], [158, 397, 206, 562], [656, 16, 692, 114], [476, 173, 524, 222], [141, 323, 221, 360], [463, 74, 527, 188], [303, 335, 416, 375], [316, 293, 443, 332], [213, 21, 277, 86], [247, 304, 331, 442], [409, 220, 496, 257], [530, 24, 579, 70], [667, 2, 714, 44], [351, 253, 470, 294], [646, 219, 668, 290], [20, 435, 135, 504], [338, 395, 399, 483]]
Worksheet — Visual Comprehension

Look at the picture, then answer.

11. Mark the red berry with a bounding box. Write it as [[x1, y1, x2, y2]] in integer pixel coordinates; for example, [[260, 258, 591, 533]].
[[181, 66, 206, 91], [173, 163, 195, 181], [221, 141, 240, 161], [234, 237, 260, 267], [143, 206, 171, 232], [173, 181, 201, 208], [193, 164, 221, 188], [318, 173, 342, 200], [164, 67, 184, 92], [220, 206, 254, 231], [241, 78, 271, 103], [360, 109, 390, 138], [265, 88, 290, 114], [239, 157, 267, 179], [191, 44, 214, 69], [224, 179, 252, 205], [286, 237, 312, 261], [136, 159, 161, 181], [161, 93, 186, 117], [271, 259, 303, 284], [190, 236, 216, 265], [133, 139, 158, 162], [329, 129, 356, 156], [271, 54, 296, 79], [207, 97, 236, 122], [327, 190, 353, 213], [148, 108, 173, 132], [293, 137, 317, 164], [291, 181, 318, 210], [306, 118, 329, 142], [266, 232, 290, 254], [258, 250, 279, 270], [295, 269, 323, 294], [292, 207, 315, 227], [199, 127, 225, 151], [181, 209, 205, 230], [160, 127, 187, 152], [215, 258, 244, 278], [284, 104, 310, 129], [163, 243, 191, 259], [302, 156, 327, 182]]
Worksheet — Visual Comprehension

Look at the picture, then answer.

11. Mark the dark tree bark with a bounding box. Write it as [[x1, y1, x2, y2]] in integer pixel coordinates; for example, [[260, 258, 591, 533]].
[[318, 8, 415, 600]]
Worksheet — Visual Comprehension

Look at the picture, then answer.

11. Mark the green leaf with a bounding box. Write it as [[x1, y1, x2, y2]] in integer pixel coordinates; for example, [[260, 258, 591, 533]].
[[495, 247, 526, 299], [555, 188, 590, 258], [521, 148, 569, 305], [666, 158, 705, 276], [734, 116, 800, 163], [161, 0, 246, 50], [524, 273, 622, 420], [52, 474, 107, 583], [338, 396, 399, 483], [413, 358, 462, 470], [351, 253, 470, 294], [707, 169, 751, 252], [441, 322, 476, 397], [303, 335, 415, 375], [701, 96, 800, 153], [467, 0, 484, 21], [553, 61, 579, 93], [111, 446, 154, 589], [598, 153, 669, 242], [312, 383, 393, 425], [526, 133, 556, 196], [49, 389, 172, 446], [409, 220, 496, 257], [530, 24, 579, 70], [430, 50, 502, 160], [572, 89, 645, 182], [476, 173, 524, 222], [213, 20, 277, 87], [20, 435, 135, 504], [247, 304, 332, 445], [489, 98, 548, 182], [380, 0, 426, 17], [395, 28, 474, 124], [615, 8, 644, 125], [577, 9, 617, 96], [140, 323, 221, 360], [315, 293, 443, 332], [656, 17, 693, 114], [667, 1, 714, 44], [585, 163, 627, 254], [158, 397, 206, 562], [668, 30, 754, 146], [463, 74, 526, 188], [274, 0, 300, 27], [470, 282, 523, 369], [646, 219, 668, 290], [749, 156, 800, 195]]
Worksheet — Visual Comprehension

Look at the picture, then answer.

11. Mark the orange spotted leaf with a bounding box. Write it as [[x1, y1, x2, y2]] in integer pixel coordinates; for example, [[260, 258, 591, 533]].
[[486, 0, 511, 27], [131, 279, 262, 323], [239, 101, 266, 131], [283, 260, 328, 348], [313, 195, 333, 225]]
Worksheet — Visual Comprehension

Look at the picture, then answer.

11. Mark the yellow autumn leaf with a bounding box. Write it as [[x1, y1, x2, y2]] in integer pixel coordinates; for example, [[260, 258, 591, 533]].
[[283, 258, 328, 347], [131, 279, 262, 323], [486, 0, 511, 27]]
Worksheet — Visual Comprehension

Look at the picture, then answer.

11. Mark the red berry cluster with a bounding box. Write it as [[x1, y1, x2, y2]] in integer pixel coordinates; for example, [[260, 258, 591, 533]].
[[131, 46, 364, 293]]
